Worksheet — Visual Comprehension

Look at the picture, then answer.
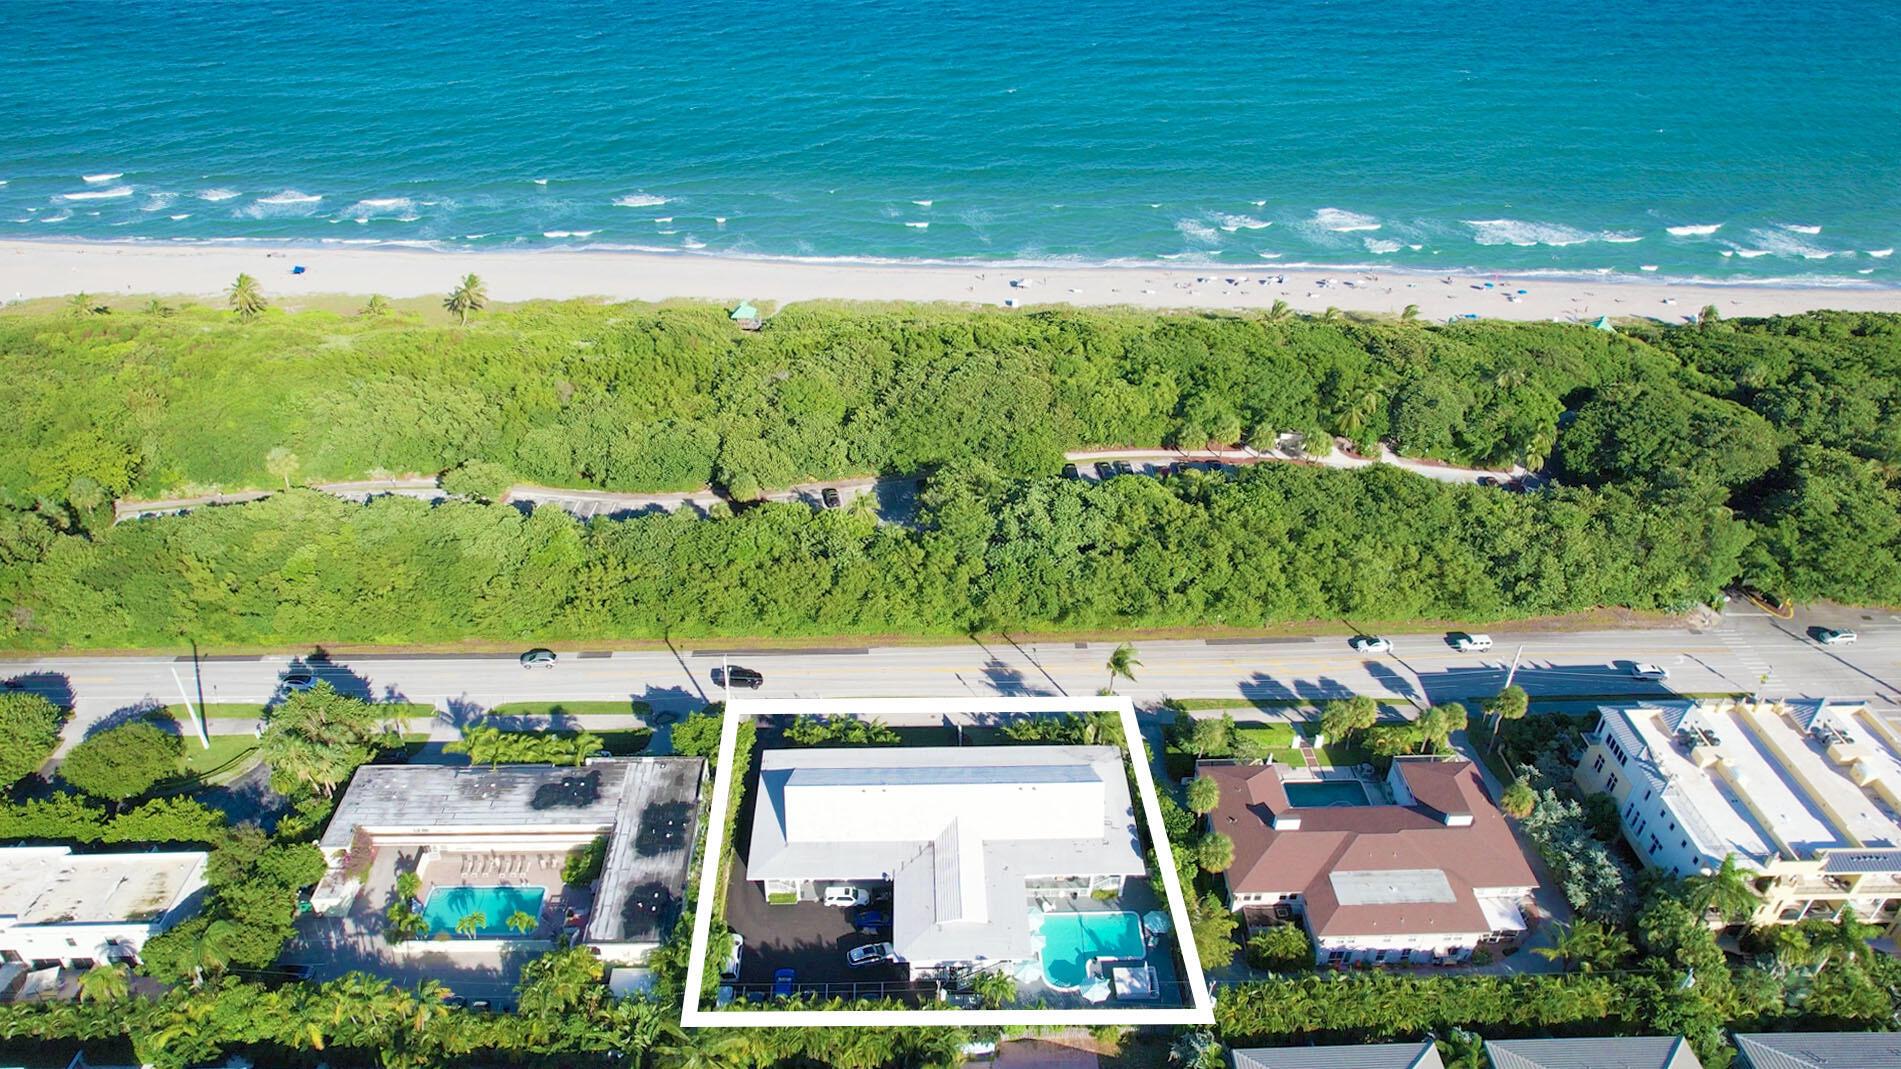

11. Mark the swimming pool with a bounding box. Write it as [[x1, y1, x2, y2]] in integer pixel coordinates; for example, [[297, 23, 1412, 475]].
[[1283, 780, 1371, 807], [420, 885, 546, 938], [1037, 911, 1145, 990]]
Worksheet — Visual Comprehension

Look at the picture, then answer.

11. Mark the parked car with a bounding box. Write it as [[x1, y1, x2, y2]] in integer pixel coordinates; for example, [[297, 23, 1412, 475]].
[[717, 666, 764, 689], [278, 670, 317, 693], [519, 648, 557, 669], [1451, 632, 1494, 652], [1348, 635, 1392, 653], [1476, 476, 1498, 488], [823, 885, 871, 907], [1629, 662, 1670, 680], [1061, 463, 1079, 479], [847, 942, 896, 968], [720, 933, 744, 981], [1093, 462, 1114, 480], [1113, 460, 1133, 476], [821, 487, 842, 509], [772, 969, 795, 999], [852, 908, 891, 931], [1817, 628, 1858, 646]]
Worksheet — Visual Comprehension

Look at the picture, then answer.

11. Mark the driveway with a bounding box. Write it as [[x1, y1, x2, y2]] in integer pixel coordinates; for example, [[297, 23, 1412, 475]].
[[721, 861, 908, 999]]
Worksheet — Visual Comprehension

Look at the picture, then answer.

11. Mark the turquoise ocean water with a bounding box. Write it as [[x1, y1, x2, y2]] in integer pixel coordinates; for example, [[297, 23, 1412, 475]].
[[2, 0, 1897, 285]]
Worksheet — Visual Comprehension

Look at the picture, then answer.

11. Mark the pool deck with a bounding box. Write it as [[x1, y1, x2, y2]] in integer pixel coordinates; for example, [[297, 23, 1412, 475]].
[[1011, 888, 1188, 1009]]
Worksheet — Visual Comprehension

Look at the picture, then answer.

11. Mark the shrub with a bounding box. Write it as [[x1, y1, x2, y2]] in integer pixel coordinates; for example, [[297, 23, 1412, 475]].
[[60, 720, 182, 801]]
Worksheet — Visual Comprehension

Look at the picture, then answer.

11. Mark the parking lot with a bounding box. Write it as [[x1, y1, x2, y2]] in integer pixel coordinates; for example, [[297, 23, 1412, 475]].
[[722, 863, 909, 997]]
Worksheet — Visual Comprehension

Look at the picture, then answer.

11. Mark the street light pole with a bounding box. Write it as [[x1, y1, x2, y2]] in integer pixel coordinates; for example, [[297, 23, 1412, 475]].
[[170, 666, 209, 750], [1502, 644, 1525, 692]]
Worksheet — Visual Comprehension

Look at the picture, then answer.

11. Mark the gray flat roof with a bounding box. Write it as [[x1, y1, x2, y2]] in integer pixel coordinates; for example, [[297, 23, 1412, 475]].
[[1329, 869, 1456, 907], [0, 847, 206, 926], [587, 758, 704, 946], [1734, 1032, 1901, 1069]]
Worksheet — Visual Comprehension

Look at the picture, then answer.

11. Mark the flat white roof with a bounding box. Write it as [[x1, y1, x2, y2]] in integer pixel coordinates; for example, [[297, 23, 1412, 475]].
[[1608, 705, 1785, 864], [748, 744, 1145, 963], [0, 846, 206, 927], [1750, 702, 1901, 849]]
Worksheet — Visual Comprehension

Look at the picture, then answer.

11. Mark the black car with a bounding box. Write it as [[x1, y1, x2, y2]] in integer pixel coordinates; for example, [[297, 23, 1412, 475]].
[[718, 666, 764, 689], [1061, 463, 1078, 479], [1093, 462, 1114, 480], [1475, 476, 1498, 488], [821, 487, 842, 509], [1113, 460, 1133, 475]]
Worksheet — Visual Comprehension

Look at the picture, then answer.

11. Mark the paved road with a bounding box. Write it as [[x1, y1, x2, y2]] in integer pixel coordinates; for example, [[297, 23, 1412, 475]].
[[7, 598, 1898, 752], [114, 441, 1525, 524]]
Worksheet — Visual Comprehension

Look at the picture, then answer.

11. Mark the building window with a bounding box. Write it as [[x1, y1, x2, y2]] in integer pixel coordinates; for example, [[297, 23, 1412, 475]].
[[1605, 773, 1618, 792], [1680, 839, 1688, 849], [1606, 736, 1629, 767], [1625, 801, 1638, 821], [1593, 754, 1606, 774], [1649, 835, 1662, 856], [1643, 790, 1651, 801]]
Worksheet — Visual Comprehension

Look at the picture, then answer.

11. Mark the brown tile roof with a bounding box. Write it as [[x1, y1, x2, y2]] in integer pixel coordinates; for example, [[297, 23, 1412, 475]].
[[1201, 760, 1535, 938]]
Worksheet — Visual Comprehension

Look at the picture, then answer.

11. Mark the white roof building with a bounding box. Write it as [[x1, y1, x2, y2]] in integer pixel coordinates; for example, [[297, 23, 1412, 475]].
[[0, 846, 208, 968], [747, 745, 1146, 967]]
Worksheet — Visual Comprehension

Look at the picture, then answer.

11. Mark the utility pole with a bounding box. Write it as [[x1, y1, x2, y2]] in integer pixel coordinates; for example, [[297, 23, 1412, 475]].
[[1502, 644, 1525, 692], [170, 666, 209, 749]]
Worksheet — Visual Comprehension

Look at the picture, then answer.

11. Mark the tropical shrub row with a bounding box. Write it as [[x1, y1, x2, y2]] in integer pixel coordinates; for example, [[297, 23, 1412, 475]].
[[1, 459, 1748, 649]]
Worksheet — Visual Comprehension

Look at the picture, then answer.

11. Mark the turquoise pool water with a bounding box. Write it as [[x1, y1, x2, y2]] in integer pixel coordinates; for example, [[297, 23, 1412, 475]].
[[1283, 780, 1371, 808], [1038, 911, 1145, 990], [420, 885, 546, 938]]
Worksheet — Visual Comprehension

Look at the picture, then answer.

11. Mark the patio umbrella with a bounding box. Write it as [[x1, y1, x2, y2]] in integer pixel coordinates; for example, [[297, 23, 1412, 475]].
[[1013, 958, 1042, 983], [1081, 979, 1113, 1003], [1142, 910, 1172, 934]]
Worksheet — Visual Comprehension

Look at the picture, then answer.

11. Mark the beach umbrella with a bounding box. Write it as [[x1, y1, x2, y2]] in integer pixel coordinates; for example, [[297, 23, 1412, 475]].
[[1014, 958, 1042, 983], [1082, 979, 1113, 1003], [1142, 910, 1172, 934]]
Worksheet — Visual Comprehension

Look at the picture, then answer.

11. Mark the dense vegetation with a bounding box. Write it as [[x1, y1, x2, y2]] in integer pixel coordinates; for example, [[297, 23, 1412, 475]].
[[3, 304, 1899, 648]]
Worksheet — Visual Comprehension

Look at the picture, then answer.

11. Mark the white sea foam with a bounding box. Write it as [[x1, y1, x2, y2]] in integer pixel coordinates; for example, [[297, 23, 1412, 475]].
[[613, 193, 668, 208], [340, 197, 414, 221], [1780, 223, 1822, 234], [82, 172, 123, 183], [1257, 252, 1283, 259], [57, 186, 133, 201], [257, 190, 322, 205], [715, 217, 726, 225], [1364, 238, 1402, 254], [169, 213, 190, 220], [1640, 265, 1658, 271], [542, 230, 597, 238], [1870, 249, 1894, 258], [1313, 208, 1380, 232], [912, 199, 933, 207], [1250, 200, 1266, 206], [1464, 218, 1593, 247], [681, 236, 706, 249], [1214, 213, 1271, 232], [904, 221, 929, 229], [1734, 249, 1770, 258], [1604, 233, 1644, 244], [41, 210, 73, 223], [653, 217, 672, 223], [197, 188, 241, 202], [141, 192, 179, 211], [1666, 223, 1722, 236], [1738, 227, 1835, 260], [533, 178, 548, 185], [1175, 218, 1219, 243]]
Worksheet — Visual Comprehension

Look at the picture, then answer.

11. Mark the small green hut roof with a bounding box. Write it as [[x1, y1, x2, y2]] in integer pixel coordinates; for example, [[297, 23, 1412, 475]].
[[730, 302, 759, 320]]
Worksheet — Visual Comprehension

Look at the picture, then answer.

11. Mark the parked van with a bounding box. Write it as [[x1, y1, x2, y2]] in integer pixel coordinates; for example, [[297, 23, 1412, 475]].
[[1452, 632, 1493, 652]]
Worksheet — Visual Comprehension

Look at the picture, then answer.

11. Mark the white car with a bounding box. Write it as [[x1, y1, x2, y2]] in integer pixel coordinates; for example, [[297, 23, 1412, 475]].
[[1630, 663, 1670, 680], [822, 885, 871, 908], [846, 942, 895, 968], [1349, 636, 1392, 653], [1817, 628, 1858, 646], [1452, 633, 1493, 652], [719, 933, 744, 981], [278, 670, 317, 694]]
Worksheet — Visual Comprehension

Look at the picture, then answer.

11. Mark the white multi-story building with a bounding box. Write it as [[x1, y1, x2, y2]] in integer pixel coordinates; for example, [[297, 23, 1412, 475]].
[[746, 745, 1147, 978], [1576, 698, 1901, 930], [0, 846, 208, 969]]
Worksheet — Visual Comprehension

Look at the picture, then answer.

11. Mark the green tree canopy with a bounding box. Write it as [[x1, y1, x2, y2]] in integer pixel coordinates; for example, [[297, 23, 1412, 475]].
[[257, 682, 396, 795], [1185, 774, 1221, 816], [1319, 695, 1379, 742], [0, 691, 63, 787], [60, 719, 182, 801]]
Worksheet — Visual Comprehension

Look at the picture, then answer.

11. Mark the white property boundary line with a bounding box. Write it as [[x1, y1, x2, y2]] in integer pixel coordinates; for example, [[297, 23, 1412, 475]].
[[681, 696, 1214, 1027]]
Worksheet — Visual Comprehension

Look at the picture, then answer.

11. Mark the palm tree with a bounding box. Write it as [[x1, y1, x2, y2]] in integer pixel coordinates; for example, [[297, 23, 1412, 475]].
[[1685, 853, 1761, 925], [227, 273, 266, 321], [1532, 919, 1632, 972], [1400, 303, 1420, 323], [972, 968, 1016, 1009], [506, 909, 537, 935], [77, 961, 129, 1003], [1265, 299, 1292, 322], [444, 273, 487, 326], [1321, 306, 1342, 322], [1811, 905, 1878, 973], [455, 910, 487, 939], [1698, 303, 1721, 326], [67, 292, 94, 317], [1104, 642, 1141, 693], [395, 869, 422, 904], [408, 979, 451, 1033], [361, 294, 391, 317], [1185, 774, 1220, 816], [143, 299, 173, 317], [1197, 830, 1235, 873]]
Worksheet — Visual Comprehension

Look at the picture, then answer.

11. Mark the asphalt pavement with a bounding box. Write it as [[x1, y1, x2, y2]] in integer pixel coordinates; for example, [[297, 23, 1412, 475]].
[[7, 598, 1899, 753]]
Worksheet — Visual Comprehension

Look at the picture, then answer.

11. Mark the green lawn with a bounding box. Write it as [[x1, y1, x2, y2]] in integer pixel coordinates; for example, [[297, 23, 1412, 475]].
[[167, 703, 266, 721], [170, 735, 261, 785], [487, 700, 652, 719], [1175, 698, 1315, 711]]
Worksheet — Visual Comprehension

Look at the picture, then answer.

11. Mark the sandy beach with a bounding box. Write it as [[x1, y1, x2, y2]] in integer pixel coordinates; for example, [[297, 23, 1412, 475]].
[[3, 239, 1899, 324]]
